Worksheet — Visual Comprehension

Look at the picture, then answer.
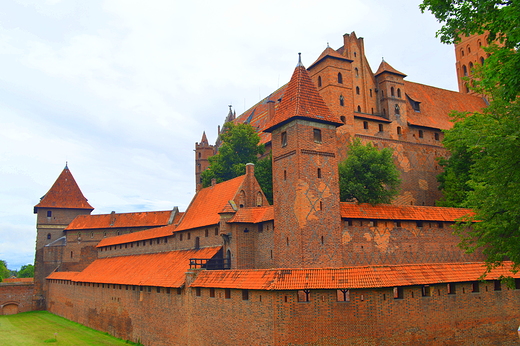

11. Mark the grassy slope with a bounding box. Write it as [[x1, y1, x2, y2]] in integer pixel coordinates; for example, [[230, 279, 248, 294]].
[[0, 311, 139, 346]]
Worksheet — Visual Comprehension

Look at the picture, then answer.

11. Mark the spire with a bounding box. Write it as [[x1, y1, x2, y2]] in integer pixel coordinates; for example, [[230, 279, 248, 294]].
[[264, 54, 343, 132], [200, 131, 209, 146], [375, 59, 406, 77], [34, 165, 94, 212]]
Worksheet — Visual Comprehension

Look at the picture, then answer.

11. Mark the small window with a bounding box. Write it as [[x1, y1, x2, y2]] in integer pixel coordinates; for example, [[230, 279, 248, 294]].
[[422, 285, 432, 297], [370, 89, 372, 97], [281, 131, 287, 147], [378, 124, 383, 132], [225, 288, 231, 299], [416, 221, 423, 228], [313, 129, 322, 143], [397, 126, 402, 135], [47, 210, 52, 218], [467, 45, 471, 53], [205, 229, 209, 237], [395, 104, 400, 115], [196, 287, 201, 296], [391, 87, 395, 97], [210, 288, 215, 297], [472, 281, 480, 293], [480, 57, 485, 65], [397, 88, 401, 98], [370, 220, 378, 227], [435, 132, 440, 141], [194, 237, 200, 250], [180, 233, 183, 241], [463, 65, 468, 76], [337, 289, 350, 302], [461, 48, 465, 57], [317, 76, 322, 88], [393, 287, 403, 299], [419, 130, 424, 138], [47, 233, 51, 240], [338, 73, 343, 84], [356, 86, 360, 95], [355, 67, 359, 77], [339, 95, 344, 106], [494, 280, 502, 291], [363, 121, 368, 130], [396, 220, 401, 227], [469, 62, 474, 73], [242, 289, 249, 300], [447, 283, 456, 295], [284, 170, 287, 181], [187, 233, 191, 240], [371, 108, 374, 114], [357, 105, 361, 112], [317, 168, 322, 178], [215, 227, 219, 236], [340, 116, 346, 124]]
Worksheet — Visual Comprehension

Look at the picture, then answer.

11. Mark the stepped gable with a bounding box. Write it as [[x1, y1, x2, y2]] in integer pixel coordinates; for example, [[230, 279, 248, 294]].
[[308, 45, 352, 69], [264, 55, 343, 132], [65, 210, 174, 230], [340, 203, 473, 221], [190, 261, 520, 290], [375, 60, 406, 77], [34, 165, 93, 212], [48, 247, 222, 287], [175, 175, 246, 231], [404, 81, 488, 130]]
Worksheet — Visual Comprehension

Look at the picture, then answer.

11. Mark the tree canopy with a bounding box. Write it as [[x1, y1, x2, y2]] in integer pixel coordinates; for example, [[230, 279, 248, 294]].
[[0, 260, 10, 282], [420, 0, 520, 101], [201, 122, 265, 187], [18, 264, 35, 278], [338, 138, 400, 204]]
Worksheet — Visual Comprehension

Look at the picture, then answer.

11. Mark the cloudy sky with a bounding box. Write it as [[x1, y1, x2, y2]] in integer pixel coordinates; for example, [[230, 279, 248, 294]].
[[0, 0, 456, 270]]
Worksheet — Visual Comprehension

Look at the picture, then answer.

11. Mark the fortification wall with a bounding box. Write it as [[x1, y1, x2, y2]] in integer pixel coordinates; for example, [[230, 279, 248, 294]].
[[0, 283, 34, 315], [47, 278, 520, 345]]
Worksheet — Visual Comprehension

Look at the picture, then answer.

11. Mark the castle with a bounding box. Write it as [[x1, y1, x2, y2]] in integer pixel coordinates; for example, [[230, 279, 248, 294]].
[[2, 31, 520, 345]]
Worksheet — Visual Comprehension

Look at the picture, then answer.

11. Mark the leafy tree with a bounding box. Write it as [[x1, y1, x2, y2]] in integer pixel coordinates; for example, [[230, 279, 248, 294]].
[[18, 264, 35, 278], [255, 154, 273, 204], [0, 260, 10, 282], [420, 0, 520, 101], [338, 138, 400, 204], [201, 122, 265, 186]]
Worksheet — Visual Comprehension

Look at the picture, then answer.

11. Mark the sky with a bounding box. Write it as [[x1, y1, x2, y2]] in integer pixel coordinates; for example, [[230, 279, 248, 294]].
[[0, 0, 457, 270]]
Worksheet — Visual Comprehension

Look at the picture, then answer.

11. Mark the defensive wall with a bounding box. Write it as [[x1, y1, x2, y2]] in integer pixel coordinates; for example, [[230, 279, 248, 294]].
[[0, 280, 35, 315]]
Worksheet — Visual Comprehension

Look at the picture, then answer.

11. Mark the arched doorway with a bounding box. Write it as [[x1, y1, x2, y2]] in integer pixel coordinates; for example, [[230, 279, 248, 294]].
[[2, 303, 19, 315]]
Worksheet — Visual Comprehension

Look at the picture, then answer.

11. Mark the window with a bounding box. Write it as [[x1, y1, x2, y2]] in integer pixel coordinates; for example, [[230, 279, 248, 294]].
[[435, 132, 440, 141], [393, 287, 403, 299], [225, 288, 231, 299], [494, 280, 502, 291], [210, 288, 215, 297], [419, 130, 424, 138], [469, 62, 474, 73], [395, 104, 400, 115], [337, 289, 350, 302], [407, 95, 421, 112], [447, 283, 456, 295], [397, 88, 401, 98], [340, 116, 346, 124], [422, 285, 432, 297], [370, 89, 372, 97], [472, 281, 480, 293], [281, 131, 287, 147], [467, 45, 471, 53], [47, 210, 52, 218], [317, 76, 322, 87], [461, 48, 465, 57], [397, 126, 402, 135], [338, 73, 343, 84], [356, 86, 360, 95], [47, 233, 51, 240], [363, 121, 368, 130], [463, 65, 468, 76], [416, 221, 423, 227], [297, 290, 311, 302], [317, 168, 321, 178], [283, 170, 287, 181], [188, 233, 191, 240], [215, 227, 219, 236], [196, 287, 201, 296], [357, 105, 361, 112], [391, 87, 395, 97], [313, 129, 322, 143], [339, 95, 344, 106], [242, 290, 249, 300], [378, 124, 383, 132], [480, 57, 485, 65], [205, 229, 209, 237], [355, 67, 359, 77]]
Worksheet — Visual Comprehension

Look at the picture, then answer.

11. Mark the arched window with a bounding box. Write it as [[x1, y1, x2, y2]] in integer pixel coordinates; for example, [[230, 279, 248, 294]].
[[337, 72, 343, 84], [256, 192, 263, 207], [355, 68, 359, 77], [463, 65, 468, 76], [480, 57, 485, 65], [391, 87, 395, 97], [357, 105, 361, 112], [461, 48, 465, 57], [198, 152, 201, 158], [395, 104, 400, 115], [469, 62, 474, 73], [339, 95, 344, 106], [467, 45, 471, 53], [356, 86, 360, 95], [397, 88, 401, 98], [317, 76, 322, 88], [478, 40, 482, 47]]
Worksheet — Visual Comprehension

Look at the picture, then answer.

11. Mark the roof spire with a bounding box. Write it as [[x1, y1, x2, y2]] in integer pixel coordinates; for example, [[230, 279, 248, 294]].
[[296, 52, 303, 67], [65, 161, 68, 170]]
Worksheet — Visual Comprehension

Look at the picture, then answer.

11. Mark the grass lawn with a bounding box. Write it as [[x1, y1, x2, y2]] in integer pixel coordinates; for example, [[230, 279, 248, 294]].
[[0, 311, 140, 345]]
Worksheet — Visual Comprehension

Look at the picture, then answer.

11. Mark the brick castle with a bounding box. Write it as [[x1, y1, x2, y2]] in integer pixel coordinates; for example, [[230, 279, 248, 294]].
[[2, 31, 520, 345]]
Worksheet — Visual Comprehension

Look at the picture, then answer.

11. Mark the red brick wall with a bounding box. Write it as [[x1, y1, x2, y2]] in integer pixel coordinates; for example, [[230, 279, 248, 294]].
[[0, 283, 35, 315]]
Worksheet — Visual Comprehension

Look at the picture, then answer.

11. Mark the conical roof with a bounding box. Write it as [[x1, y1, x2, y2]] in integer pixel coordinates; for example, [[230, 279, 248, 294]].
[[200, 131, 209, 146], [34, 165, 94, 212], [264, 55, 342, 132], [375, 60, 406, 77]]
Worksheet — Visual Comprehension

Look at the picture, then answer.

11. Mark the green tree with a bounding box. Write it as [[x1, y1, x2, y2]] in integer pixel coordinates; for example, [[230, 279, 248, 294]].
[[420, 0, 520, 101], [338, 139, 400, 204], [18, 264, 35, 278], [0, 260, 10, 282], [255, 154, 273, 204], [201, 122, 265, 186]]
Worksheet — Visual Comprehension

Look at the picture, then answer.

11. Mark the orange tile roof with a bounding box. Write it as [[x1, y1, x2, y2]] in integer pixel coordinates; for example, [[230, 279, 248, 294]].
[[34, 166, 94, 211], [2, 278, 34, 283], [175, 176, 245, 231], [354, 113, 392, 123], [308, 46, 352, 69], [404, 81, 487, 130], [375, 60, 406, 77], [96, 222, 181, 248], [47, 271, 80, 281], [190, 262, 520, 290], [264, 58, 343, 132], [49, 247, 222, 287], [228, 206, 274, 223], [65, 210, 174, 231], [340, 203, 473, 222]]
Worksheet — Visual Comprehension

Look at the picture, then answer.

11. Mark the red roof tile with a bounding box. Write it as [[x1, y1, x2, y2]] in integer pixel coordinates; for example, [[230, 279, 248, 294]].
[[175, 176, 245, 231], [264, 58, 343, 132], [66, 210, 174, 231], [308, 46, 352, 69], [34, 166, 93, 211], [405, 81, 487, 130], [47, 272, 80, 281], [375, 60, 406, 77], [190, 262, 520, 290], [228, 206, 274, 223], [2, 278, 34, 283], [50, 247, 221, 287], [340, 203, 473, 222]]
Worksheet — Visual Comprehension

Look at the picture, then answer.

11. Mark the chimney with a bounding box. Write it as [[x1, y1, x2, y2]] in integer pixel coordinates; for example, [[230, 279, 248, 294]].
[[110, 211, 116, 226], [246, 163, 255, 176], [211, 178, 217, 186], [267, 100, 275, 123]]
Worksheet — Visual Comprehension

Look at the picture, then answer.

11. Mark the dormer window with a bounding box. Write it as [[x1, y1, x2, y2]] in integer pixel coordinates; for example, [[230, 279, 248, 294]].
[[406, 95, 421, 112]]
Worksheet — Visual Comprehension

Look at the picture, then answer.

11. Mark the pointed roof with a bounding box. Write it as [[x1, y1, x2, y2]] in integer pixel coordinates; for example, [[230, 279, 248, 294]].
[[200, 131, 209, 146], [34, 165, 93, 212], [308, 45, 352, 69], [375, 60, 406, 77], [264, 55, 343, 132]]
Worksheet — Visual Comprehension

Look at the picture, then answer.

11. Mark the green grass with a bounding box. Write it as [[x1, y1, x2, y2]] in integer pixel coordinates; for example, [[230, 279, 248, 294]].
[[0, 311, 141, 345]]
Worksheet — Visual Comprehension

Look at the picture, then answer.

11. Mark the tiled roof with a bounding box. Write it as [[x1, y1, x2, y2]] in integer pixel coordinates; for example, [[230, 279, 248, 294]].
[[48, 247, 222, 287], [175, 176, 245, 231], [2, 278, 34, 283], [264, 59, 343, 132], [308, 46, 352, 69], [375, 60, 406, 77], [34, 166, 93, 211], [190, 262, 520, 290], [96, 220, 182, 248], [354, 113, 392, 123], [65, 210, 174, 231], [405, 81, 487, 130], [47, 272, 80, 281], [340, 203, 473, 221], [228, 206, 274, 223]]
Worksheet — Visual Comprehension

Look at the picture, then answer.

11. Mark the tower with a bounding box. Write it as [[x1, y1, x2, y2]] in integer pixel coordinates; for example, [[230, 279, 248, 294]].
[[374, 59, 407, 121], [264, 54, 344, 268], [454, 33, 489, 94], [195, 132, 215, 191], [33, 164, 93, 308]]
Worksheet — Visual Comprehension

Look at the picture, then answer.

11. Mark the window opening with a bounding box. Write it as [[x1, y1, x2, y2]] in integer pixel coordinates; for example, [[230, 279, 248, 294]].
[[447, 283, 456, 294], [317, 76, 322, 88], [317, 168, 321, 178], [339, 95, 344, 106], [281, 131, 287, 147], [313, 128, 322, 143], [340, 116, 346, 124], [422, 285, 432, 297], [210, 288, 215, 297], [397, 126, 402, 135], [378, 124, 383, 132], [355, 67, 359, 77], [435, 133, 440, 141], [472, 281, 480, 293], [395, 104, 400, 115], [47, 210, 52, 218], [391, 87, 395, 97], [47, 233, 51, 240], [194, 237, 200, 249], [363, 121, 368, 130], [337, 73, 343, 84], [494, 280, 501, 291], [397, 88, 401, 98], [357, 105, 361, 112], [225, 288, 231, 299], [242, 290, 249, 300], [393, 287, 403, 299], [356, 86, 360, 95]]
